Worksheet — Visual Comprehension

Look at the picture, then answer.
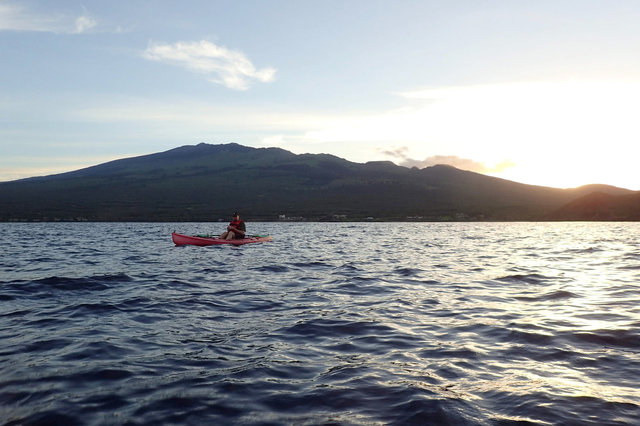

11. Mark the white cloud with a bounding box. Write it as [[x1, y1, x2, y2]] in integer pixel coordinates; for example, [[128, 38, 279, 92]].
[[73, 13, 97, 34], [143, 40, 277, 90], [0, 2, 96, 33], [0, 3, 52, 31], [380, 147, 515, 173]]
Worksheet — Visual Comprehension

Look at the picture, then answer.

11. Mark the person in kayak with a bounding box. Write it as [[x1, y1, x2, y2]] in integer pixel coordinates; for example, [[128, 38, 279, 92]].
[[220, 212, 246, 240]]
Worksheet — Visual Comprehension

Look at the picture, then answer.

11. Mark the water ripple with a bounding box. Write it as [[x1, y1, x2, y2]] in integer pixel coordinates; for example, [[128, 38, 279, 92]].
[[1, 222, 639, 425]]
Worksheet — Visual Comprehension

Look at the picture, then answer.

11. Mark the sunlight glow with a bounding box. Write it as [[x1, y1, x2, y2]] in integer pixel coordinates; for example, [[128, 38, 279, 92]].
[[304, 80, 640, 189]]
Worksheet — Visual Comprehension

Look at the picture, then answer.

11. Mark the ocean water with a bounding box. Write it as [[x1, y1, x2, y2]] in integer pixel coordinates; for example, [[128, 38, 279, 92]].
[[1, 222, 639, 425]]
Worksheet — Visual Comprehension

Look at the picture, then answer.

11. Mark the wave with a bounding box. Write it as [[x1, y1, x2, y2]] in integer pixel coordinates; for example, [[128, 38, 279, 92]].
[[514, 290, 578, 302], [563, 246, 605, 254], [393, 267, 423, 277], [2, 273, 133, 295], [494, 273, 558, 285], [290, 261, 334, 269], [568, 329, 640, 350], [250, 265, 290, 273]]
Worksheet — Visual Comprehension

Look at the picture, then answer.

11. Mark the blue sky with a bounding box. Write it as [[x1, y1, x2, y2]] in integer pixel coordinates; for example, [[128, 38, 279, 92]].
[[2, 0, 640, 189]]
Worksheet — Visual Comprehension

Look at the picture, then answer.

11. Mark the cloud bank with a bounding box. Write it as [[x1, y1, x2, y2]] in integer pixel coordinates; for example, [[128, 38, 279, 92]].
[[143, 40, 277, 90], [382, 146, 515, 173]]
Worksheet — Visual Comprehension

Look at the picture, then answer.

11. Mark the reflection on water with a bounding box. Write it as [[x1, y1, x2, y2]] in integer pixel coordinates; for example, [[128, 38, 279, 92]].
[[0, 222, 639, 425]]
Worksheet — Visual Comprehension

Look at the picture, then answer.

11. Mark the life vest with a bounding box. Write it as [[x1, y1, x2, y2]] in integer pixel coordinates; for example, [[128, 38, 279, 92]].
[[229, 219, 244, 229]]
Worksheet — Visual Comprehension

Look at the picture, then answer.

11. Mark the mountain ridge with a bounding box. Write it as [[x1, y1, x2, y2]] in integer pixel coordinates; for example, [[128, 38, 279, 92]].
[[1, 143, 637, 221]]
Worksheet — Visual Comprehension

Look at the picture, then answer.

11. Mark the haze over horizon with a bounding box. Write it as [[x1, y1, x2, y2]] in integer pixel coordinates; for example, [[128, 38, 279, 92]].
[[2, 1, 640, 190]]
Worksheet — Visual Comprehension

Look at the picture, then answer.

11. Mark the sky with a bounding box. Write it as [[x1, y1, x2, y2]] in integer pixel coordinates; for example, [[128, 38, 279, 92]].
[[2, 0, 640, 189]]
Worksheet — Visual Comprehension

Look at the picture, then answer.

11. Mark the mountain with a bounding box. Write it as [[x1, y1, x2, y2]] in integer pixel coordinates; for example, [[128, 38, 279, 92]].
[[0, 143, 636, 221], [546, 191, 640, 221]]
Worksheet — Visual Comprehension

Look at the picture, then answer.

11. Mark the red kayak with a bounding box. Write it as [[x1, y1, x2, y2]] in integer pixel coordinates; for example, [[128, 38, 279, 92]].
[[172, 232, 272, 246]]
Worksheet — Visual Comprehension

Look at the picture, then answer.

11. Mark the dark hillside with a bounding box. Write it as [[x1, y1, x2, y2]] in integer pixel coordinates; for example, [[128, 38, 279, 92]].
[[546, 192, 640, 221], [0, 143, 635, 221]]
